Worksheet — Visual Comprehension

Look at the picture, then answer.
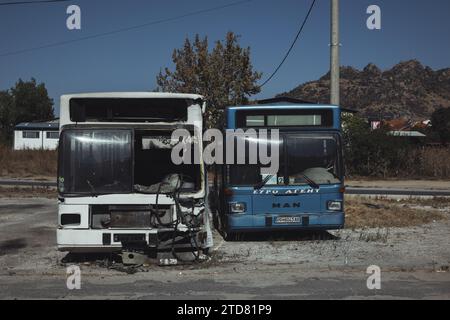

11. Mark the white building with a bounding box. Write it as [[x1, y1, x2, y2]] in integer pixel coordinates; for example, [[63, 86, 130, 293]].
[[13, 120, 60, 150]]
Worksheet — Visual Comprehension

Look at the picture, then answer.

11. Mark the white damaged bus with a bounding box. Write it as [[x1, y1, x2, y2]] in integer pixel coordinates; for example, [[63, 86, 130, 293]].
[[57, 92, 212, 263]]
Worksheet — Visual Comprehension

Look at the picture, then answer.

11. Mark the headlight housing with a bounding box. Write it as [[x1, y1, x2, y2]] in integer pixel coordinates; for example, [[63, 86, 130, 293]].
[[327, 200, 342, 211], [229, 202, 247, 214], [60, 213, 81, 226]]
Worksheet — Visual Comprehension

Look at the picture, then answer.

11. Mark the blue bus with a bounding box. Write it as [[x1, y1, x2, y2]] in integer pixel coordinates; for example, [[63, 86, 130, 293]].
[[210, 98, 345, 240]]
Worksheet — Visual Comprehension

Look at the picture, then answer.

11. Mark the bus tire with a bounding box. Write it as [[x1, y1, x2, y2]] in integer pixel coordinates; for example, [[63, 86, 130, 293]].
[[212, 212, 220, 231], [202, 247, 211, 256], [224, 232, 236, 241]]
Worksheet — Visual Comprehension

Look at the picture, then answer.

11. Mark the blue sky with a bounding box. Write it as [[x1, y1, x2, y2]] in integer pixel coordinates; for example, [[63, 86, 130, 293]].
[[1, 0, 449, 116]]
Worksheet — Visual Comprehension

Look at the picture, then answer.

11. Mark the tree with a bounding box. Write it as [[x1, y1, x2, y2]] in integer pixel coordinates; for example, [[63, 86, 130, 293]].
[[0, 78, 54, 144], [156, 32, 262, 127], [431, 107, 450, 144], [0, 90, 13, 143]]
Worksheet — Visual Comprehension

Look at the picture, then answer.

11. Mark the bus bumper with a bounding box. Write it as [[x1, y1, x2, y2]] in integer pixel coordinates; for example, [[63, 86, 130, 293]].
[[225, 212, 345, 233], [57, 228, 212, 253]]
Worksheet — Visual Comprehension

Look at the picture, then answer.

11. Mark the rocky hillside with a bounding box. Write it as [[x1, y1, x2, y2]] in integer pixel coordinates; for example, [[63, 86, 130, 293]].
[[277, 60, 450, 119]]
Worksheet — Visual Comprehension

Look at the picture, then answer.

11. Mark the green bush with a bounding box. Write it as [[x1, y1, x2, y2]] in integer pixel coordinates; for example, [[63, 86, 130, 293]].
[[342, 115, 450, 178], [342, 115, 412, 178]]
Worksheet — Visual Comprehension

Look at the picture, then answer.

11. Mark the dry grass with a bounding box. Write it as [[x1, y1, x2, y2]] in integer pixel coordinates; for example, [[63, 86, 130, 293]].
[[345, 198, 447, 229], [398, 197, 450, 209], [0, 144, 56, 179], [403, 148, 450, 178], [346, 147, 450, 179]]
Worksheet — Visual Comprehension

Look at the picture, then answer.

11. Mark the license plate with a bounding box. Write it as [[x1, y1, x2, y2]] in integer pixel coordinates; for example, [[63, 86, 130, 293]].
[[275, 216, 301, 224]]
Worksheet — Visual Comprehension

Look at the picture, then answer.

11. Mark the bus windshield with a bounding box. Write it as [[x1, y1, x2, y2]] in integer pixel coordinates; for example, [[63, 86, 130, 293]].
[[58, 129, 133, 195], [228, 133, 342, 186], [58, 128, 202, 196]]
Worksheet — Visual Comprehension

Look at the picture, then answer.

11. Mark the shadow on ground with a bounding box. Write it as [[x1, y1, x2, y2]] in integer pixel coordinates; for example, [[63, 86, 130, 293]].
[[223, 230, 339, 242], [0, 238, 28, 256]]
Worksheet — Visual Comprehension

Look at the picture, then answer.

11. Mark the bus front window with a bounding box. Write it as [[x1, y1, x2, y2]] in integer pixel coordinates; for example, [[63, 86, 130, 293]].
[[58, 129, 133, 195], [228, 133, 342, 187], [285, 134, 342, 185]]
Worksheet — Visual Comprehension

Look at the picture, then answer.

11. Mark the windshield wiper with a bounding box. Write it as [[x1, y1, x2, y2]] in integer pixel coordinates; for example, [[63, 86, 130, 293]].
[[299, 174, 320, 189], [254, 174, 274, 190], [86, 179, 99, 197], [254, 174, 320, 190]]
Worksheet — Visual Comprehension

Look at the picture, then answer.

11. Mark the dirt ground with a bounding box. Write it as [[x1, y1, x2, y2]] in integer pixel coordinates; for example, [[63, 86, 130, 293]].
[[0, 196, 449, 299]]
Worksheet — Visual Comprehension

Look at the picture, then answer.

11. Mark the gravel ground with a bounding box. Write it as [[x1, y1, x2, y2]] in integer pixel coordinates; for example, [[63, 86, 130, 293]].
[[0, 197, 449, 300]]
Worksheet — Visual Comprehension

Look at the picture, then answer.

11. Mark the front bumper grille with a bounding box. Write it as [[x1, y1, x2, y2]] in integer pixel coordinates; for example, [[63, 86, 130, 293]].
[[91, 204, 173, 229]]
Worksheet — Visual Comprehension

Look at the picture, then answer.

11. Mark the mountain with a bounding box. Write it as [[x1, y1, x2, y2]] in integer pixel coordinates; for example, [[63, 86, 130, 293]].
[[277, 60, 450, 119]]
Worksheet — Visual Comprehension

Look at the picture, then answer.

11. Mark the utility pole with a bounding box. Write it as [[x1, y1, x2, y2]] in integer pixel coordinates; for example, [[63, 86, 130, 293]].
[[330, 0, 340, 105]]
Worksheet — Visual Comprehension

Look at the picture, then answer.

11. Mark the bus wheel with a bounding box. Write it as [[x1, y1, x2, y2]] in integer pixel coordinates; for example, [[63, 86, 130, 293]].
[[202, 247, 210, 256], [212, 213, 220, 231], [224, 232, 236, 241]]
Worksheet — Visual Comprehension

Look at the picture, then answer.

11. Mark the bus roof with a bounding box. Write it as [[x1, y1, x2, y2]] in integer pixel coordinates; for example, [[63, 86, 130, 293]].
[[225, 101, 341, 130], [59, 92, 206, 128], [60, 92, 204, 100], [226, 103, 340, 111]]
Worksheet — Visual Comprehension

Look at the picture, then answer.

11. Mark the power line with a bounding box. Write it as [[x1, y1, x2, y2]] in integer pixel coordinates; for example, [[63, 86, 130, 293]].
[[0, 0, 253, 57], [0, 0, 70, 6], [259, 0, 316, 88]]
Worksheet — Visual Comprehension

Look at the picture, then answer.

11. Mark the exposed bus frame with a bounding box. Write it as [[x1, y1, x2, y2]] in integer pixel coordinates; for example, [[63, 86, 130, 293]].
[[56, 92, 213, 259]]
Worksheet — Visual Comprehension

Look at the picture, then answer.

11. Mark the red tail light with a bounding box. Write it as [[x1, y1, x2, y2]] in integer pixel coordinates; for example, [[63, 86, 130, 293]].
[[224, 188, 234, 196]]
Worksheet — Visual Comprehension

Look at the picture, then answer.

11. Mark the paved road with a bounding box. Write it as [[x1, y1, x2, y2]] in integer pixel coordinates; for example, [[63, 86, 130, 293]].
[[346, 187, 450, 196], [1, 179, 450, 196], [0, 198, 449, 300], [1, 269, 449, 300], [0, 179, 56, 187]]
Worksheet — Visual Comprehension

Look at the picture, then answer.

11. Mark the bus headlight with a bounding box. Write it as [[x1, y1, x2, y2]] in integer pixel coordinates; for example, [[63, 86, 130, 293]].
[[327, 200, 342, 211], [229, 202, 247, 214]]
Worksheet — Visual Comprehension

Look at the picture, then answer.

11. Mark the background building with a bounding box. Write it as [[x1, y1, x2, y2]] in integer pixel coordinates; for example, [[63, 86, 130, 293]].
[[13, 120, 59, 150]]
